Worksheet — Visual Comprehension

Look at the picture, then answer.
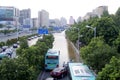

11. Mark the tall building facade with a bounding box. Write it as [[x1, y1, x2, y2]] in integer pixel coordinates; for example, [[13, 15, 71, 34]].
[[19, 8, 31, 25], [60, 17, 67, 27], [38, 10, 49, 28], [93, 6, 108, 18], [83, 6, 108, 20], [69, 16, 75, 25], [0, 6, 19, 29], [32, 18, 38, 28]]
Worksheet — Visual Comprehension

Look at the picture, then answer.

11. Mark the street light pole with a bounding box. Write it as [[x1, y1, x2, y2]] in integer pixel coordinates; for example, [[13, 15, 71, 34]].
[[68, 27, 80, 50], [77, 28, 80, 50], [86, 25, 96, 38], [93, 27, 96, 38]]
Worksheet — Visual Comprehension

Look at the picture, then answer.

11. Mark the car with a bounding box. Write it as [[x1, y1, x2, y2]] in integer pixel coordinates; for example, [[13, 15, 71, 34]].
[[5, 48, 13, 58], [2, 46, 8, 52], [50, 66, 67, 79], [13, 44, 18, 48], [37, 35, 41, 37], [34, 36, 37, 38], [0, 48, 3, 53], [28, 38, 31, 41], [45, 77, 55, 80]]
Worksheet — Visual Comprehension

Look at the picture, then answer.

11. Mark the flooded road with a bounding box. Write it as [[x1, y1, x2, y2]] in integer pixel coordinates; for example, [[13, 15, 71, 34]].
[[52, 31, 69, 66]]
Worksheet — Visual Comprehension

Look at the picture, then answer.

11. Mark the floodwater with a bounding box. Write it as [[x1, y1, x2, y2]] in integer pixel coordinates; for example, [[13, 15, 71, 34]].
[[52, 31, 69, 66]]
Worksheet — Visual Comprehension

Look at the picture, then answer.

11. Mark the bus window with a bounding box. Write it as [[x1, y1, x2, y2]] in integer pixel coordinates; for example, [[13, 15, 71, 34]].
[[46, 56, 58, 59]]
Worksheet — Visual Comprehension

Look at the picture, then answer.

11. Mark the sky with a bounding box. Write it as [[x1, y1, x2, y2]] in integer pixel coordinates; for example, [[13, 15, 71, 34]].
[[0, 0, 120, 21]]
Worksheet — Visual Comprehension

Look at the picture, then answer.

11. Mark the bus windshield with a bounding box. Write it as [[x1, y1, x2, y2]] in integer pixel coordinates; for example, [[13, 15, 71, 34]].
[[46, 56, 58, 59]]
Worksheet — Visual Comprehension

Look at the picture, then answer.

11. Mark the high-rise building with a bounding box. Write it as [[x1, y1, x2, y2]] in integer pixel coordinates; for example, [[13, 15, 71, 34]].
[[60, 17, 67, 27], [32, 18, 38, 28], [38, 10, 49, 28], [83, 6, 108, 20], [83, 12, 97, 20], [93, 6, 108, 18], [19, 9, 31, 25], [69, 16, 75, 25], [0, 6, 19, 29], [77, 16, 83, 23]]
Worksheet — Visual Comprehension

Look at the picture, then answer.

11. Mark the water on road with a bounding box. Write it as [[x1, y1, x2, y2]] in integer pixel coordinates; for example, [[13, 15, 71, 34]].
[[52, 31, 69, 67]]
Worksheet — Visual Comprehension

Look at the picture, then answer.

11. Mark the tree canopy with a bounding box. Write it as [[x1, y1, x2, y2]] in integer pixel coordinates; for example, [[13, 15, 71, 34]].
[[97, 56, 120, 80]]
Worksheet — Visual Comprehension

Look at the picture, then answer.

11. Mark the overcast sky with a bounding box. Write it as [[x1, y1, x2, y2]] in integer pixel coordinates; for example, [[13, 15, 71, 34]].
[[0, 0, 120, 20]]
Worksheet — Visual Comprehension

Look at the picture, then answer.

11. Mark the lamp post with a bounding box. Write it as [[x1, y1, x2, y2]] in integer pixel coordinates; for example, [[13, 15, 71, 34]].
[[69, 27, 80, 50], [86, 25, 96, 38]]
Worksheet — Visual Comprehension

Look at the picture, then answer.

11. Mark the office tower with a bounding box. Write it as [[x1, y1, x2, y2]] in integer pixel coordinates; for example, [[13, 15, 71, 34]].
[[32, 18, 38, 28], [60, 17, 67, 27], [38, 10, 49, 28], [93, 6, 108, 18], [0, 6, 19, 30], [69, 16, 75, 25], [19, 8, 31, 25]]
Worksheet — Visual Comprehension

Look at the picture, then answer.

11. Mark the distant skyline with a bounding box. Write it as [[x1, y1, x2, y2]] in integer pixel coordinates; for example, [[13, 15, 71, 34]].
[[0, 0, 120, 20]]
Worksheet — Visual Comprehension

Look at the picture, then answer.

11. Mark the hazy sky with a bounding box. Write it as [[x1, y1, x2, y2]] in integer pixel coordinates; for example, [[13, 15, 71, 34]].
[[0, 0, 120, 20]]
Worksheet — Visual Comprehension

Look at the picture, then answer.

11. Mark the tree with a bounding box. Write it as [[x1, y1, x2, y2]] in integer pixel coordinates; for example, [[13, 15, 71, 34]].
[[0, 24, 4, 28], [113, 33, 120, 53], [42, 34, 54, 48], [101, 11, 109, 17], [15, 57, 36, 80], [80, 37, 118, 72], [97, 56, 120, 80], [114, 7, 120, 30], [20, 39, 28, 49], [0, 58, 17, 80], [94, 17, 119, 46]]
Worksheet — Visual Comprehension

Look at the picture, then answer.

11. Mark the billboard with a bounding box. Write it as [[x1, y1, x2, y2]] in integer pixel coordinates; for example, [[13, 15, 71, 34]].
[[22, 25, 31, 28], [38, 28, 48, 34], [0, 8, 14, 21]]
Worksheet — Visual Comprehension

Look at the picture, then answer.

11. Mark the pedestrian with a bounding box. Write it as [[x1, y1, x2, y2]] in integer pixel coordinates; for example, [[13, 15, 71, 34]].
[[63, 61, 65, 67]]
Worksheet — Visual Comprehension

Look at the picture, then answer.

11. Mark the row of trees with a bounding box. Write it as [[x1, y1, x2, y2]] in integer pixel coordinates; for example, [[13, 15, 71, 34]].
[[66, 8, 120, 79], [0, 34, 54, 80]]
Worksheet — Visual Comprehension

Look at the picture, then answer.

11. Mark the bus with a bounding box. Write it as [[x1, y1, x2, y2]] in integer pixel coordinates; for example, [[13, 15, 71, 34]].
[[45, 49, 60, 70], [68, 63, 96, 80]]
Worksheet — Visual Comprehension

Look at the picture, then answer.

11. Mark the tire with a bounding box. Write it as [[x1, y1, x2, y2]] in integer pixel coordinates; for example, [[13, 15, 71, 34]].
[[61, 74, 64, 78]]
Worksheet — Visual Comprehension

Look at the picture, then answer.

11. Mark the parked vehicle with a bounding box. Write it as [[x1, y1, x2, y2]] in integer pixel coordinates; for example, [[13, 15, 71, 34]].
[[28, 38, 31, 41], [2, 46, 8, 52], [50, 66, 67, 78], [45, 77, 55, 80], [13, 44, 18, 48], [0, 52, 8, 60], [5, 48, 13, 58]]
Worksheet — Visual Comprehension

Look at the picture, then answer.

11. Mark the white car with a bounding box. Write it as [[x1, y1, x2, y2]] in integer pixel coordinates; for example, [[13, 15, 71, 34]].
[[45, 78, 55, 80], [2, 46, 8, 51], [13, 44, 18, 48]]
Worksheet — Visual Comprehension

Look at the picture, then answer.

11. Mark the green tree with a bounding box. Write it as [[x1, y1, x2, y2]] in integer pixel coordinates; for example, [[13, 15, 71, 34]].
[[80, 37, 118, 72], [0, 24, 4, 28], [15, 57, 36, 80], [42, 34, 54, 48], [20, 39, 28, 49], [94, 17, 119, 46], [114, 7, 120, 30], [0, 58, 17, 80], [113, 33, 120, 53], [97, 56, 120, 80]]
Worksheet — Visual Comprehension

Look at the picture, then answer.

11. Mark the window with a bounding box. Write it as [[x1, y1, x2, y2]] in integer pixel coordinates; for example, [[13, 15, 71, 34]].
[[46, 56, 58, 59]]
